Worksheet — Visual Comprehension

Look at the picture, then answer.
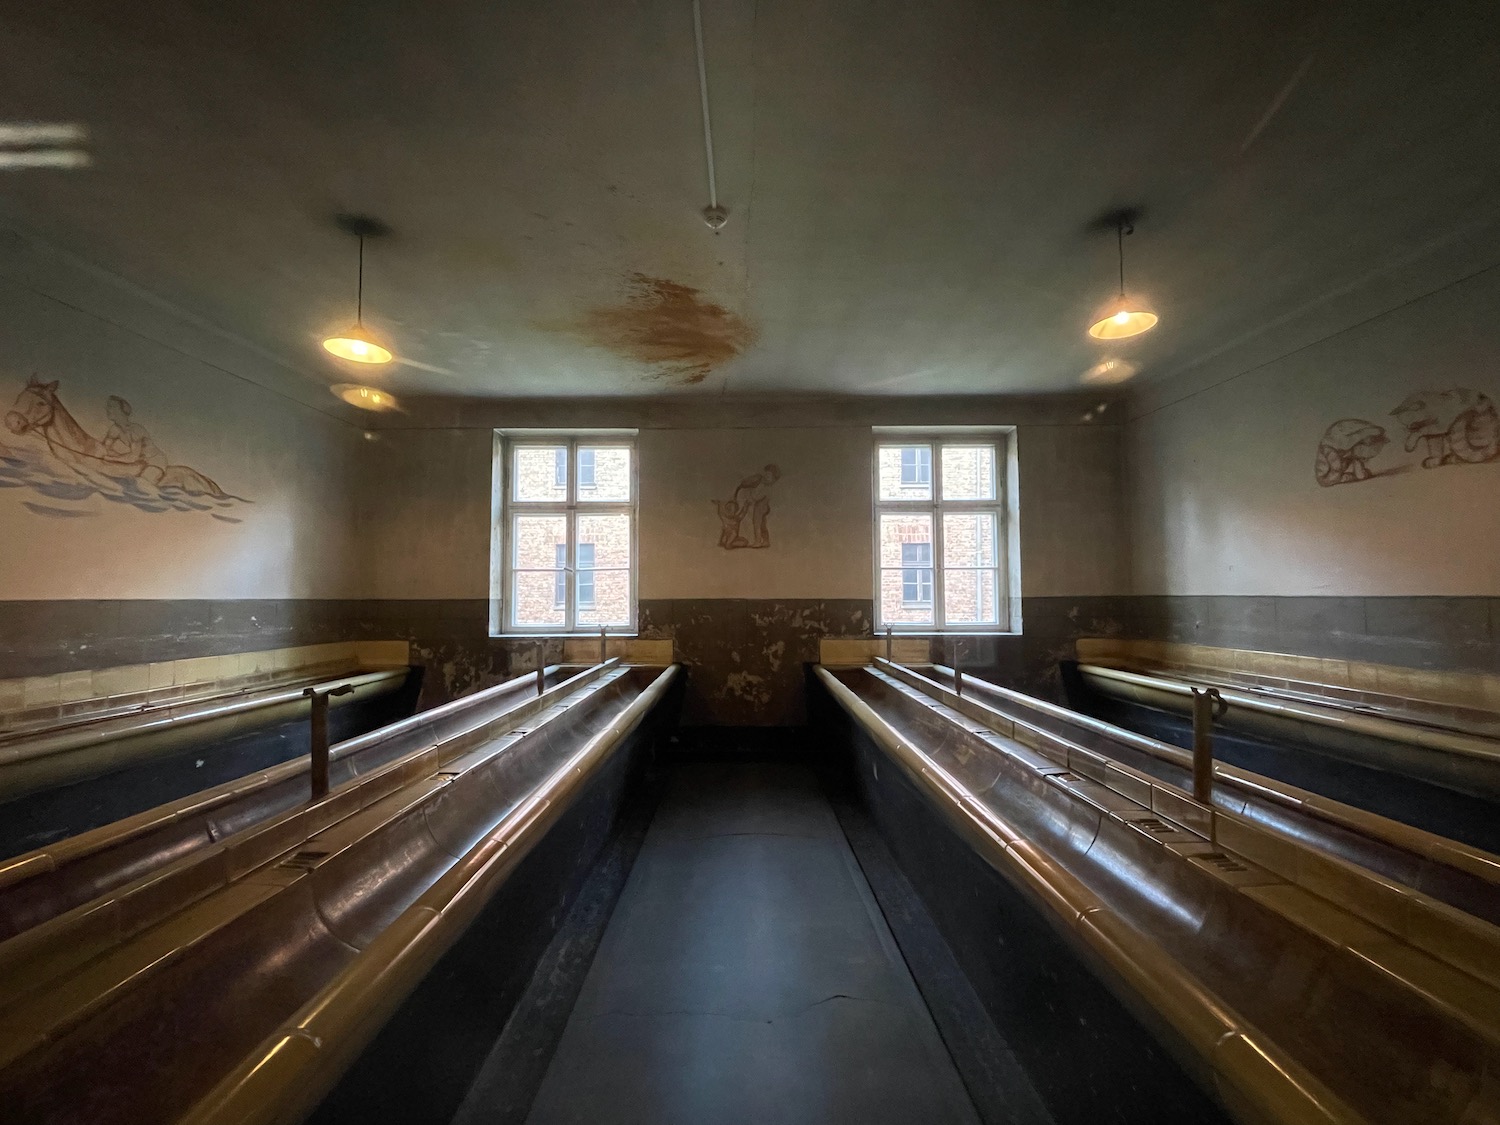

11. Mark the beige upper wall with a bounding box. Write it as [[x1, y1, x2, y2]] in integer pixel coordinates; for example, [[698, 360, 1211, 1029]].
[[1129, 265, 1500, 596], [638, 427, 872, 600], [356, 397, 1130, 605], [353, 427, 494, 600], [0, 241, 364, 600]]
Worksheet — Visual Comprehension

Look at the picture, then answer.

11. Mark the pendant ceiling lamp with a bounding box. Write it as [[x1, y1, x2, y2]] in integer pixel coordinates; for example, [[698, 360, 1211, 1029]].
[[323, 215, 394, 365], [331, 383, 400, 411], [1088, 214, 1158, 341]]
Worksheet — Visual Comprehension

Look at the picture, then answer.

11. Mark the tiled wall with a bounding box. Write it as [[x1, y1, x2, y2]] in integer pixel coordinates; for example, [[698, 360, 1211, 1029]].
[[0, 596, 1132, 724], [3, 594, 1490, 725], [1108, 595, 1498, 675], [0, 600, 489, 711], [0, 639, 409, 731]]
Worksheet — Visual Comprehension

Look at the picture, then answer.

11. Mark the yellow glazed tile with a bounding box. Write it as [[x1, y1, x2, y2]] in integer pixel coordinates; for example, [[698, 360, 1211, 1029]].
[[355, 640, 411, 667], [21, 675, 61, 708], [94, 664, 151, 699], [1346, 660, 1381, 693], [243, 648, 277, 675], [177, 657, 217, 687], [56, 670, 94, 704]]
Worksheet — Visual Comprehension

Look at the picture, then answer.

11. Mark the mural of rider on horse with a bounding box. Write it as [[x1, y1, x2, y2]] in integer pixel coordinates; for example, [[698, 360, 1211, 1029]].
[[5, 375, 229, 499]]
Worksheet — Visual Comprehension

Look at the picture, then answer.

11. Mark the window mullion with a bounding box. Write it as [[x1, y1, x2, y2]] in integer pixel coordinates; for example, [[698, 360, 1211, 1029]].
[[566, 444, 577, 629], [934, 445, 947, 627]]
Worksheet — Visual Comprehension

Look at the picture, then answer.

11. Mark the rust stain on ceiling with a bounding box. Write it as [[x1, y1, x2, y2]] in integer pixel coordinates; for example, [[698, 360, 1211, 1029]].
[[579, 273, 754, 385]]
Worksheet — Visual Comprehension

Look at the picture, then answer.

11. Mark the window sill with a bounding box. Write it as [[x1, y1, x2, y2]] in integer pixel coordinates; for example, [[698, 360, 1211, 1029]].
[[878, 630, 1022, 638], [490, 632, 640, 640]]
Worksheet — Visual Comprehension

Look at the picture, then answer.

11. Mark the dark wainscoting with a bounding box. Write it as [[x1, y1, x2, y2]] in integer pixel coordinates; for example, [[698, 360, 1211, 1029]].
[[637, 599, 873, 726], [1109, 595, 1499, 674], [0, 599, 501, 711], [1, 595, 1493, 723]]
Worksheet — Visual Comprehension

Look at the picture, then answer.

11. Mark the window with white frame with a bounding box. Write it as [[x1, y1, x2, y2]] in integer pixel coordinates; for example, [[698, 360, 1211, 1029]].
[[874, 435, 1013, 631], [494, 434, 636, 633]]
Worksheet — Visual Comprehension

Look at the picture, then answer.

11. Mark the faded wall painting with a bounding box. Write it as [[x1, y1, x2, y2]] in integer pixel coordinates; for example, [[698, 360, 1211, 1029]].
[[1, 376, 249, 519], [1316, 386, 1500, 487], [713, 463, 780, 550]]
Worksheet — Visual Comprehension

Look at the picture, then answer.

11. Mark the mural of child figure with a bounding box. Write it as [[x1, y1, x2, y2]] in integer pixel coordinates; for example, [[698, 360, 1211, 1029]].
[[713, 463, 781, 549]]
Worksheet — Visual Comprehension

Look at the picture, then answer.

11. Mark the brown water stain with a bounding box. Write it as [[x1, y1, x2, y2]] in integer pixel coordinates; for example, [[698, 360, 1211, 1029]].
[[579, 273, 754, 385]]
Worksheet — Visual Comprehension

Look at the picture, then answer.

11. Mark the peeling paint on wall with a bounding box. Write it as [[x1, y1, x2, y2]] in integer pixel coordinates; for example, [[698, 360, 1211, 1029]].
[[640, 598, 872, 726], [579, 273, 754, 386]]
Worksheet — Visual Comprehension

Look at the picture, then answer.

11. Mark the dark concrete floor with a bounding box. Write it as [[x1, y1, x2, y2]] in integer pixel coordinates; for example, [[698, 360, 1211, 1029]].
[[517, 760, 981, 1125]]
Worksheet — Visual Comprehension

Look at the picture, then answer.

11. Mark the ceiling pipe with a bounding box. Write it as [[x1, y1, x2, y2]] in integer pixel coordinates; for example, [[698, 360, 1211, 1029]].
[[692, 0, 727, 230]]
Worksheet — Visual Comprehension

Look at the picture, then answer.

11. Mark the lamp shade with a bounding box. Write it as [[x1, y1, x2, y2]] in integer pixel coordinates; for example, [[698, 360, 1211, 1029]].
[[1087, 295, 1158, 340], [332, 383, 400, 411], [1083, 358, 1140, 385], [323, 323, 394, 364]]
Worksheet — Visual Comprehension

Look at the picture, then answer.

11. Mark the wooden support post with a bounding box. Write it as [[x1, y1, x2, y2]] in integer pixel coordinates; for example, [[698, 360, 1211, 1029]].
[[305, 683, 355, 802], [884, 625, 892, 661], [600, 625, 608, 665], [1191, 686, 1226, 804], [535, 642, 545, 696]]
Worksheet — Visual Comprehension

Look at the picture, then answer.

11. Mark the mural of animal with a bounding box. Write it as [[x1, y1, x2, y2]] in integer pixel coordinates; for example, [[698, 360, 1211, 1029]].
[[1315, 419, 1390, 486], [5, 377, 229, 499], [1389, 387, 1500, 468]]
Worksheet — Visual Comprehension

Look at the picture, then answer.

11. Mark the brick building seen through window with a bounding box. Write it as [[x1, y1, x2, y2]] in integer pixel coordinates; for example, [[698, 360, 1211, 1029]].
[[875, 436, 1012, 631], [495, 434, 635, 633]]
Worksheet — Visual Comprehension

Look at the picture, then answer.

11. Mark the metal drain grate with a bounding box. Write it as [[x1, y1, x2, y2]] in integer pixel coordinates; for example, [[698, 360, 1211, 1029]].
[[1200, 852, 1249, 873], [279, 849, 330, 870], [1133, 817, 1177, 836]]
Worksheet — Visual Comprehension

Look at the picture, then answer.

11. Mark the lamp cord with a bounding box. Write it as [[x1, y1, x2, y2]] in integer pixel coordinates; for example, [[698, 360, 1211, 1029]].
[[356, 235, 364, 326], [1117, 222, 1125, 298]]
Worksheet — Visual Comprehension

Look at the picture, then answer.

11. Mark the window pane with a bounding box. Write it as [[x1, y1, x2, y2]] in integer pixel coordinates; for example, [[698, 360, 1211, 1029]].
[[512, 514, 567, 627], [879, 513, 934, 625], [576, 512, 630, 626], [576, 543, 596, 607], [944, 569, 1000, 625], [514, 570, 567, 627], [941, 445, 996, 500], [578, 570, 630, 626], [513, 514, 567, 569], [943, 511, 998, 568], [578, 446, 631, 502], [878, 445, 932, 501], [514, 446, 568, 502], [577, 512, 629, 568]]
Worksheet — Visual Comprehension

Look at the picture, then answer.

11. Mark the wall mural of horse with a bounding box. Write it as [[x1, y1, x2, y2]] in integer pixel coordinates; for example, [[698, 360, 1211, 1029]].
[[1, 375, 250, 518]]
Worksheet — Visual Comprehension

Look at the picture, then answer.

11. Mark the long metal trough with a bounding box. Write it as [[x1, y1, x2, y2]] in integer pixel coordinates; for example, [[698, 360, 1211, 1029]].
[[0, 660, 678, 1125], [918, 661, 1500, 927], [0, 667, 412, 804], [0, 664, 582, 944], [817, 663, 1500, 1125], [1076, 662, 1500, 802]]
